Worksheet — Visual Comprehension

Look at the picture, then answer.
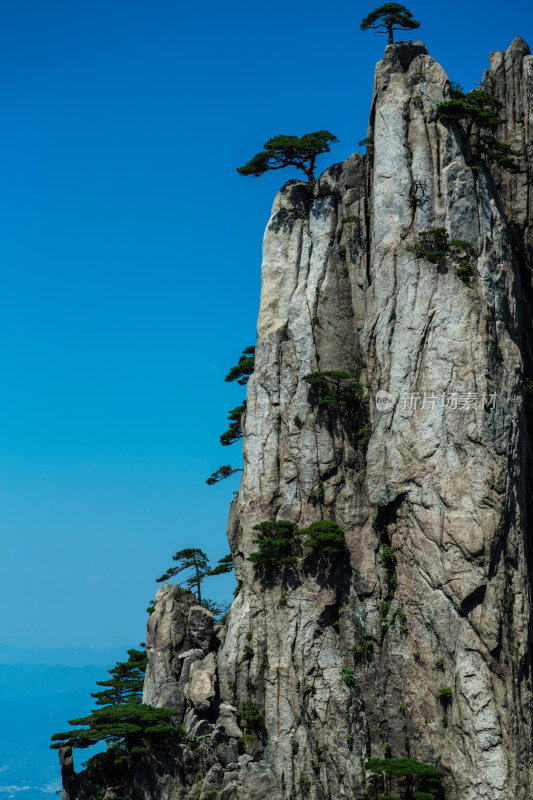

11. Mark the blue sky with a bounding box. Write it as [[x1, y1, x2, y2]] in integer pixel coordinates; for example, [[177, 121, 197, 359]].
[[0, 0, 531, 651]]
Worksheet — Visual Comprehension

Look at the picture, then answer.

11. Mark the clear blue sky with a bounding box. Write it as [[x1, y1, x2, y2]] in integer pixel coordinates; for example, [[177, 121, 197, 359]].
[[0, 0, 530, 651]]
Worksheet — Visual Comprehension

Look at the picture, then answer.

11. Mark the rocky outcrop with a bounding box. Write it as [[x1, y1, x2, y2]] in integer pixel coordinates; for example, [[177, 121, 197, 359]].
[[61, 37, 533, 800]]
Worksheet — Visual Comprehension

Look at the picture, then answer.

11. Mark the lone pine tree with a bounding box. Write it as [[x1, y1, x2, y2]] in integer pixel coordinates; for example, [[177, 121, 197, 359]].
[[156, 547, 209, 603], [360, 4, 420, 44], [237, 132, 339, 186]]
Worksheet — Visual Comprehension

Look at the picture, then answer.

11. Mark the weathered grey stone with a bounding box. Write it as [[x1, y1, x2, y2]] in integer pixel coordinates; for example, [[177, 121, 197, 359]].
[[216, 702, 243, 738], [188, 605, 216, 652], [143, 584, 198, 708], [216, 740, 240, 767], [199, 764, 225, 799], [187, 652, 217, 713]]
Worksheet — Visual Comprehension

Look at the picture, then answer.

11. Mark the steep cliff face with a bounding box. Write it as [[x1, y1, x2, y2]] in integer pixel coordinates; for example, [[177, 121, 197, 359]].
[[62, 38, 533, 800], [219, 39, 533, 800]]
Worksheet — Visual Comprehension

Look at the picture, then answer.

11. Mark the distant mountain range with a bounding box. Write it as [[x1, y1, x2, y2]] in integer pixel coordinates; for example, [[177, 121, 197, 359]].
[[0, 643, 131, 668], [0, 644, 133, 800]]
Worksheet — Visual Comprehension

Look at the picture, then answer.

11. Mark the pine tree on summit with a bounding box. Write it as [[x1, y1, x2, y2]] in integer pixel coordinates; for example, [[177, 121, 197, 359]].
[[360, 4, 420, 44], [156, 548, 209, 603]]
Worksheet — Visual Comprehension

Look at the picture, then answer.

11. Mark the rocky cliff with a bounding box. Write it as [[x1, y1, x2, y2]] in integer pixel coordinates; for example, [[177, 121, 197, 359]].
[[61, 38, 533, 800]]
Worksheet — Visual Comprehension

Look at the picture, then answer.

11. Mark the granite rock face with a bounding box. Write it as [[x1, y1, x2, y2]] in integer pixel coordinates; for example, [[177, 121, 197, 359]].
[[61, 38, 533, 800]]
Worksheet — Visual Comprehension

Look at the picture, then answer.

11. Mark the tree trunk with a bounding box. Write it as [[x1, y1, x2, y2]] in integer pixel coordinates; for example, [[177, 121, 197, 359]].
[[302, 165, 316, 187], [194, 561, 202, 604], [388, 25, 393, 45]]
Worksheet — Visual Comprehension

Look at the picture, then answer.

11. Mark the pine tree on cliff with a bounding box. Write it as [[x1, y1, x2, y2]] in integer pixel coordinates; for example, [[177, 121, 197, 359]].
[[156, 547, 209, 603], [207, 553, 234, 576], [360, 4, 420, 44], [237, 132, 339, 186], [50, 648, 176, 766], [225, 345, 255, 385], [219, 402, 246, 446], [207, 345, 255, 485], [206, 464, 243, 485]]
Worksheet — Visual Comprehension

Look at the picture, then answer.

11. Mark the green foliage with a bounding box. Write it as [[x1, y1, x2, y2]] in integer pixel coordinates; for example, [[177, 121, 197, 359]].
[[219, 402, 246, 446], [357, 425, 372, 452], [207, 553, 234, 576], [456, 263, 472, 284], [200, 598, 231, 622], [206, 464, 242, 485], [379, 545, 398, 602], [413, 229, 477, 283], [303, 370, 363, 409], [243, 645, 254, 661], [396, 608, 408, 634], [92, 648, 148, 706], [215, 346, 254, 480], [412, 69, 427, 82], [296, 519, 347, 557], [437, 686, 452, 701], [438, 87, 522, 172], [347, 733, 354, 748], [291, 738, 300, 754], [225, 345, 255, 386], [341, 215, 362, 224], [438, 88, 504, 127], [238, 700, 264, 730], [156, 548, 209, 603], [351, 630, 373, 660], [379, 544, 397, 570], [412, 228, 449, 265], [248, 520, 298, 569], [237, 132, 339, 185], [50, 649, 177, 766], [342, 667, 356, 686], [364, 757, 444, 800], [308, 481, 325, 503], [435, 658, 444, 670], [359, 135, 374, 147], [481, 134, 523, 171], [294, 414, 304, 428], [360, 4, 421, 44]]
